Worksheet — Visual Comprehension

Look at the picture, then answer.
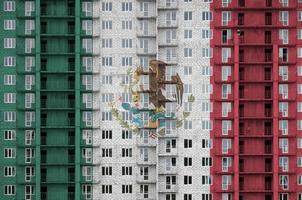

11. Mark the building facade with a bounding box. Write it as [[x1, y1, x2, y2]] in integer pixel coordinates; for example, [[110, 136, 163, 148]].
[[0, 0, 302, 200]]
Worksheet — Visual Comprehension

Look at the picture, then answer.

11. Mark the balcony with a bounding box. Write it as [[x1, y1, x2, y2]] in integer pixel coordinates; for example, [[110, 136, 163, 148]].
[[137, 10, 156, 19], [158, 1, 178, 9], [158, 182, 178, 193], [136, 173, 156, 183], [158, 148, 177, 156], [158, 20, 178, 28], [136, 137, 156, 147]]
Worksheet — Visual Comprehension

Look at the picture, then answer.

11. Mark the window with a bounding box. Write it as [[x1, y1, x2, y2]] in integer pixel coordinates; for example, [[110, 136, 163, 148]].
[[184, 48, 192, 57], [25, 111, 35, 127], [122, 148, 132, 157], [82, 93, 92, 108], [184, 175, 192, 184], [184, 194, 192, 200], [102, 130, 112, 139], [222, 157, 232, 172], [202, 157, 212, 167], [202, 11, 212, 21], [82, 2, 92, 16], [279, 11, 289, 26], [201, 176, 212, 185], [102, 20, 112, 30], [222, 84, 232, 99], [184, 157, 192, 166], [298, 157, 302, 167], [4, 1, 15, 11], [222, 0, 231, 7], [101, 166, 112, 175], [4, 75, 16, 85], [25, 1, 34, 16], [82, 20, 92, 35], [184, 139, 192, 148], [184, 102, 192, 112], [4, 111, 16, 122], [4, 166, 15, 177], [122, 20, 132, 30], [222, 102, 232, 117], [201, 66, 212, 76], [298, 66, 302, 76], [202, 194, 213, 200], [122, 166, 132, 175], [82, 130, 92, 145], [25, 93, 35, 108], [25, 130, 34, 145], [222, 66, 231, 81], [279, 29, 288, 44], [298, 29, 302, 40], [122, 39, 132, 48], [298, 175, 302, 185], [184, 11, 192, 21], [82, 75, 93, 90], [279, 157, 289, 172], [222, 139, 232, 154], [279, 84, 288, 99], [299, 48, 302, 59], [4, 185, 15, 195], [298, 193, 302, 200], [279, 120, 288, 135], [279, 138, 288, 153], [102, 2, 112, 11], [83, 111, 93, 126], [184, 29, 192, 39], [25, 56, 35, 72], [102, 57, 112, 66], [299, 11, 302, 21], [82, 185, 93, 198], [122, 130, 132, 139], [184, 66, 192, 75], [4, 148, 16, 158], [122, 185, 132, 193], [222, 11, 231, 26], [201, 29, 212, 39], [82, 38, 92, 53], [4, 93, 16, 104], [298, 102, 302, 112], [102, 39, 112, 48], [4, 56, 16, 67], [101, 185, 112, 194], [222, 175, 232, 190], [279, 193, 288, 200], [101, 93, 113, 103], [102, 75, 113, 84], [222, 48, 231, 62], [202, 48, 212, 58], [201, 120, 212, 130], [4, 20, 15, 30], [82, 166, 93, 181], [25, 166, 34, 182], [298, 138, 302, 149], [279, 175, 289, 190], [202, 139, 212, 149], [298, 85, 302, 94], [4, 130, 15, 140], [4, 38, 15, 49], [25, 148, 34, 163], [102, 148, 112, 157], [122, 2, 132, 11], [25, 38, 35, 53]]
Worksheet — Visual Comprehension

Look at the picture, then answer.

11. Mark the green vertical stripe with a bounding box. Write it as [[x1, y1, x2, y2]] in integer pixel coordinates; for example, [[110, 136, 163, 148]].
[[35, 0, 41, 199], [75, 0, 81, 199]]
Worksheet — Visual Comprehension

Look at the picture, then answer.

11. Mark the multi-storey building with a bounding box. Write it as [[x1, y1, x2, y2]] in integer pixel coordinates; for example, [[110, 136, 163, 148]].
[[1, 0, 302, 200]]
